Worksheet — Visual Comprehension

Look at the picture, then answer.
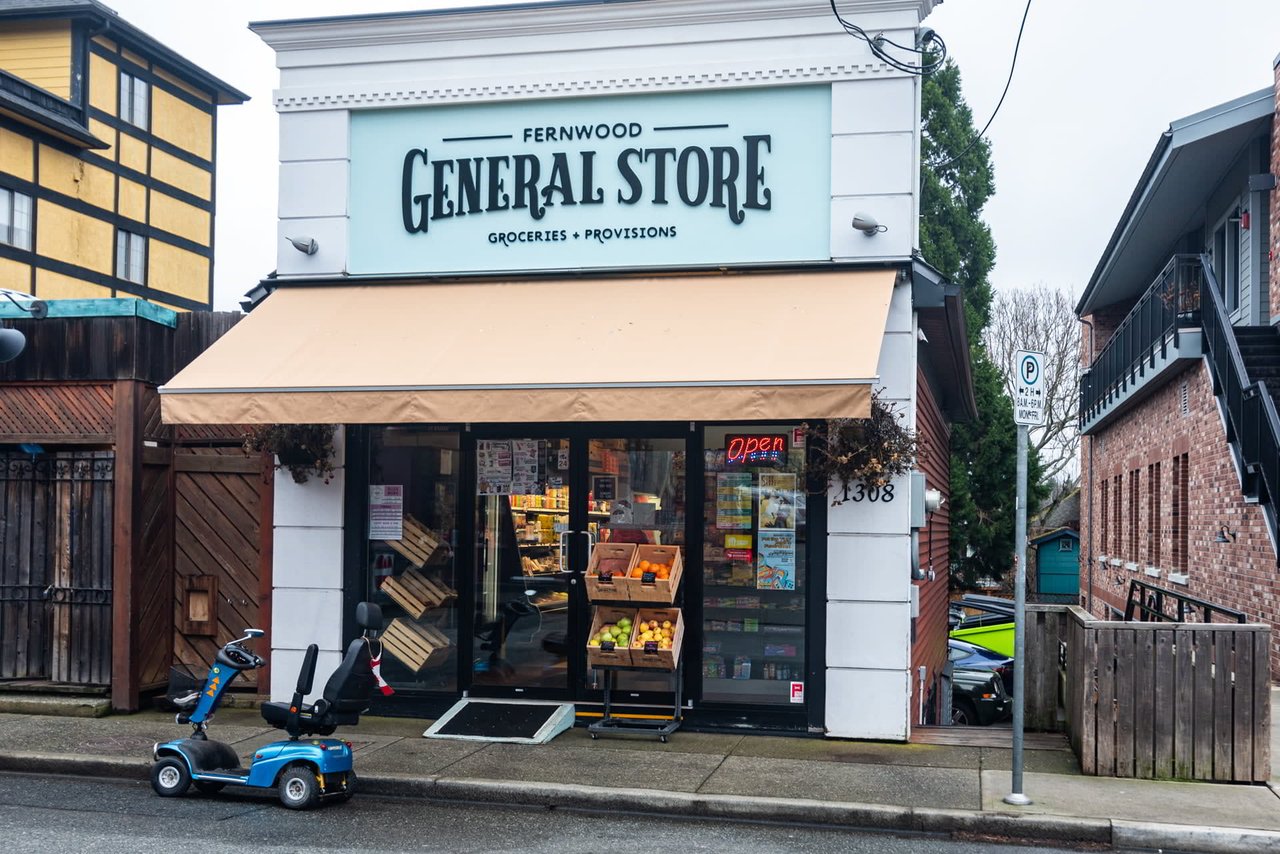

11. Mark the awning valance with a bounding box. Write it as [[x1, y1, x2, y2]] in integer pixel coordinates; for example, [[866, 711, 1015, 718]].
[[160, 269, 895, 424]]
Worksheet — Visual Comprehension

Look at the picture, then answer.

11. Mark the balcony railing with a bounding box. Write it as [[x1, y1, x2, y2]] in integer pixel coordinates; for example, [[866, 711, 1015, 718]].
[[1079, 254, 1203, 427]]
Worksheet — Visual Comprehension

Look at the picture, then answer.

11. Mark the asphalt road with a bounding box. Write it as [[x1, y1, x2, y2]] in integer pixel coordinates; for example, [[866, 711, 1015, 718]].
[[0, 771, 1128, 853]]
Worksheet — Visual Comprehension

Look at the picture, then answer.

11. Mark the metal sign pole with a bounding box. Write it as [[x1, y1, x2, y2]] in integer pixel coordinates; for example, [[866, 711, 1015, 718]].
[[1003, 422, 1032, 806], [1005, 348, 1042, 807]]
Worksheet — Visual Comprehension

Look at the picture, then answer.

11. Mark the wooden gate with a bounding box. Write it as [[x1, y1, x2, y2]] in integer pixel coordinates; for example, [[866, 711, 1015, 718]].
[[174, 447, 271, 688], [0, 450, 114, 684]]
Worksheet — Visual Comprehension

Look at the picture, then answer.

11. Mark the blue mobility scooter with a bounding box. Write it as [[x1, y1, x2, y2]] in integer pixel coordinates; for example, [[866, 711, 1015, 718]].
[[150, 602, 383, 809]]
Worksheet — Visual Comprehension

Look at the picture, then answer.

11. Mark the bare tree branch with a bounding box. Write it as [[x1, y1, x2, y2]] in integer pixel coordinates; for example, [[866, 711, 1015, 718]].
[[983, 284, 1081, 512]]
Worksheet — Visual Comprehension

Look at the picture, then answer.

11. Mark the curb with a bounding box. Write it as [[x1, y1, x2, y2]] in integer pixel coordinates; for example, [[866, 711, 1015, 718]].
[[1, 751, 1277, 852]]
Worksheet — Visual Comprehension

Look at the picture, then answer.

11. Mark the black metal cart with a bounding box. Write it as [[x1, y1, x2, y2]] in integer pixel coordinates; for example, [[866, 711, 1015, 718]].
[[588, 660, 683, 742]]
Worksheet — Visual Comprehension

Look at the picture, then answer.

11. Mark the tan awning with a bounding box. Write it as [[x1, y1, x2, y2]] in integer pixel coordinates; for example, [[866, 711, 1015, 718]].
[[161, 269, 895, 424]]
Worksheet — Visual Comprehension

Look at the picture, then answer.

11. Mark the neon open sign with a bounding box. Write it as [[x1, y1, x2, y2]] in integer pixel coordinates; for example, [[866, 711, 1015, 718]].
[[726, 434, 787, 466]]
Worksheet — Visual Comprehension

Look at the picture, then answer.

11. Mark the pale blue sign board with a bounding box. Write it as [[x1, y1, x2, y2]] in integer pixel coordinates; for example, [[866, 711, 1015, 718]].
[[349, 86, 832, 276]]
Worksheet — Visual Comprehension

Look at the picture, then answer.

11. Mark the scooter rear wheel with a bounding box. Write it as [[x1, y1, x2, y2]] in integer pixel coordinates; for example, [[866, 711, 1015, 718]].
[[278, 764, 320, 810], [151, 757, 191, 797], [336, 770, 356, 803]]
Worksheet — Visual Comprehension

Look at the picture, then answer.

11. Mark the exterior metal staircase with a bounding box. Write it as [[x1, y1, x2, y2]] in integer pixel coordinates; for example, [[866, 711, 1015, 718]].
[[1199, 256, 1280, 547]]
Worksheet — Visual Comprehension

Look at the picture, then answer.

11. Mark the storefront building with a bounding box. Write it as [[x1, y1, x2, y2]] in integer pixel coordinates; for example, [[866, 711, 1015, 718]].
[[162, 0, 972, 740]]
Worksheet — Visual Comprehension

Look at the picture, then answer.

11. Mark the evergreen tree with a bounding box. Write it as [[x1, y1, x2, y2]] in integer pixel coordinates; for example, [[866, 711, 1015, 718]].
[[919, 61, 1047, 586]]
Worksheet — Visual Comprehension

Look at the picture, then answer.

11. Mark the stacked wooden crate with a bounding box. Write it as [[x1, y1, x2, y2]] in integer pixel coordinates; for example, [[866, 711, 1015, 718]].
[[379, 567, 456, 619], [383, 514, 447, 568], [378, 513, 456, 670], [381, 618, 451, 671]]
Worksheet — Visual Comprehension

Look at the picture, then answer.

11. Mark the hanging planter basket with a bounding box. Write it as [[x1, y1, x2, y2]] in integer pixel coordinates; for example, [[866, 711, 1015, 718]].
[[804, 392, 919, 504], [244, 424, 337, 484]]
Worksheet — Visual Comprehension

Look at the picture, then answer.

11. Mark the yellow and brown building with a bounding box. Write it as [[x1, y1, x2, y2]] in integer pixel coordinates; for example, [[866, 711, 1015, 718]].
[[0, 0, 246, 310]]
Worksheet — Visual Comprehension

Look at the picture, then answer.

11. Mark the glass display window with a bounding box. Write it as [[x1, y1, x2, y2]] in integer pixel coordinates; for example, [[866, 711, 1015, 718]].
[[363, 428, 461, 693], [702, 425, 807, 705]]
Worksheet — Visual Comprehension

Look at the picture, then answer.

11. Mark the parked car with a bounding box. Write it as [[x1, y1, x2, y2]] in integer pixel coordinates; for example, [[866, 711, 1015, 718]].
[[951, 666, 1011, 726], [949, 594, 1015, 657], [948, 637, 1014, 694]]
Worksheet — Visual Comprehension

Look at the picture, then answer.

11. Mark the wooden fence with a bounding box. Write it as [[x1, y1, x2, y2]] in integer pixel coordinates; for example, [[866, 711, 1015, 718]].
[[1025, 604, 1270, 783]]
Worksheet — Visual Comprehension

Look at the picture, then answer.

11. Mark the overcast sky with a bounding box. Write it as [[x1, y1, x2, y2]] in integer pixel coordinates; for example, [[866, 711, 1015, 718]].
[[97, 0, 1280, 310]]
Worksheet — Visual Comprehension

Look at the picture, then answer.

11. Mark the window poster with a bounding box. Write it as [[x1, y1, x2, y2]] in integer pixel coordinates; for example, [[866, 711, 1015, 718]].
[[368, 485, 404, 540], [724, 533, 753, 562], [511, 440, 540, 494], [758, 473, 796, 529], [477, 440, 514, 494], [716, 472, 753, 529], [757, 529, 796, 590]]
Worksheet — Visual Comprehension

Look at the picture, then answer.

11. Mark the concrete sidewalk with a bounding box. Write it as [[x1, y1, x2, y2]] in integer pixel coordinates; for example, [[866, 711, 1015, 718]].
[[0, 705, 1276, 853]]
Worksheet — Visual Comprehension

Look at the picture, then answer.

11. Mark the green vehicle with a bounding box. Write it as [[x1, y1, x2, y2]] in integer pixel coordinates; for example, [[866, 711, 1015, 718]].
[[948, 595, 1015, 658]]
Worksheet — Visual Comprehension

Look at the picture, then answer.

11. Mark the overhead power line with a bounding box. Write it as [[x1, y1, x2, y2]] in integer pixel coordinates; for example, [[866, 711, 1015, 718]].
[[828, 0, 947, 75], [932, 0, 1035, 170]]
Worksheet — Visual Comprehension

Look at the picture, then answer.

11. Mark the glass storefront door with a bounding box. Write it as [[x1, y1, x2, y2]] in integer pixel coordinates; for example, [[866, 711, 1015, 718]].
[[468, 432, 687, 703], [472, 436, 582, 696]]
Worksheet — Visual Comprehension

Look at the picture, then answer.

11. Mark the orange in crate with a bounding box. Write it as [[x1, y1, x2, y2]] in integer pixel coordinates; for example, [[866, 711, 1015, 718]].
[[623, 545, 683, 604]]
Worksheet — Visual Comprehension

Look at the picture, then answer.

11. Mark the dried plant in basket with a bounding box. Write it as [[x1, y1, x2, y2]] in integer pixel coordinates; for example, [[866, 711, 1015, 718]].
[[244, 424, 337, 484], [804, 393, 919, 505]]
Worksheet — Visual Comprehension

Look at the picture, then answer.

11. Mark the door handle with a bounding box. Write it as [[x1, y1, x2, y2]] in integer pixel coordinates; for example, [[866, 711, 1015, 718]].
[[558, 530, 570, 574]]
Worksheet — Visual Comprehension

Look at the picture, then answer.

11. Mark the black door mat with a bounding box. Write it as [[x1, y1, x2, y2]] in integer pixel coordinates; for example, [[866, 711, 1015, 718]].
[[423, 699, 575, 743]]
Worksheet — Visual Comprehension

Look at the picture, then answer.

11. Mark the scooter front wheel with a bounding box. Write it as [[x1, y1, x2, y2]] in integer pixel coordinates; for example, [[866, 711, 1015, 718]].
[[278, 764, 320, 810], [151, 757, 191, 797]]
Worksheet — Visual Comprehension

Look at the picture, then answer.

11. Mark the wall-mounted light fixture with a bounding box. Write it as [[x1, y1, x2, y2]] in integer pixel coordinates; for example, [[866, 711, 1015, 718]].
[[1213, 524, 1237, 544], [285, 235, 319, 255], [0, 327, 25, 363], [851, 212, 888, 236], [2, 291, 48, 319]]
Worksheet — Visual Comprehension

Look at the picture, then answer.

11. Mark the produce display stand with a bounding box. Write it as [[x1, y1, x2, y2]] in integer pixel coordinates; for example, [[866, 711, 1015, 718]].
[[589, 660, 683, 743], [586, 542, 684, 742]]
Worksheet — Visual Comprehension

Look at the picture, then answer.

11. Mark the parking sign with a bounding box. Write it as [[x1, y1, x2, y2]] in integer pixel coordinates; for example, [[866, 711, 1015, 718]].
[[1013, 350, 1046, 426]]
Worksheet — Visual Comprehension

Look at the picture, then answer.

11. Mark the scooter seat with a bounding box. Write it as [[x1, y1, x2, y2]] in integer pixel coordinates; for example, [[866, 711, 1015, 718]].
[[263, 632, 376, 738], [261, 699, 359, 735]]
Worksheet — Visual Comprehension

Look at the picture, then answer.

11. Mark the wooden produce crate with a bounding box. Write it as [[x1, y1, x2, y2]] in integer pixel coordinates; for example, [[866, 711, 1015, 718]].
[[586, 606, 637, 668], [379, 567, 457, 618], [629, 607, 683, 671], [624, 545, 683, 604], [381, 618, 451, 671], [383, 514, 447, 568], [585, 543, 636, 602]]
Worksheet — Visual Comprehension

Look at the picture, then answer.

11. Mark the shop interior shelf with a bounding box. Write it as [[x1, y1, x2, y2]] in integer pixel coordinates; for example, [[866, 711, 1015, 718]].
[[703, 677, 799, 698], [511, 507, 612, 517], [702, 606, 804, 622]]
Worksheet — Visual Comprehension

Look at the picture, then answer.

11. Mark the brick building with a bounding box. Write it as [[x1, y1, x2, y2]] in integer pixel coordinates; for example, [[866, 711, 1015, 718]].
[[1077, 55, 1280, 674]]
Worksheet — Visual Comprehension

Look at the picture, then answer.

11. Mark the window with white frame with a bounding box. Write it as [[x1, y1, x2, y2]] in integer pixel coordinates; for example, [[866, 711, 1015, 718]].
[[119, 71, 149, 130], [116, 229, 146, 284], [0, 188, 33, 251]]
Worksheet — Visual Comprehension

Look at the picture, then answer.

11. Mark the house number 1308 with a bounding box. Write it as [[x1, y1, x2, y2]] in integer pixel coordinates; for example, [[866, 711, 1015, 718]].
[[843, 483, 895, 502]]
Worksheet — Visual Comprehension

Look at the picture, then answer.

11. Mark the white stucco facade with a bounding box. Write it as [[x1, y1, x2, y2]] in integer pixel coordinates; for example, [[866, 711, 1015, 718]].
[[256, 0, 940, 739]]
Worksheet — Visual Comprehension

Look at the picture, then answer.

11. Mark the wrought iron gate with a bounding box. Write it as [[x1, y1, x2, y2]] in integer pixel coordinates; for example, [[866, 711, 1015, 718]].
[[0, 451, 114, 684]]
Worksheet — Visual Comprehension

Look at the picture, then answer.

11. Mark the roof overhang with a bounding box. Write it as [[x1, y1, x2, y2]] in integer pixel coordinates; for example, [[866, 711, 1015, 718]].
[[1077, 87, 1274, 316], [913, 256, 977, 421], [0, 0, 248, 104]]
